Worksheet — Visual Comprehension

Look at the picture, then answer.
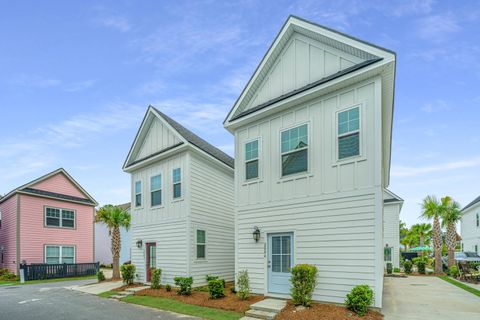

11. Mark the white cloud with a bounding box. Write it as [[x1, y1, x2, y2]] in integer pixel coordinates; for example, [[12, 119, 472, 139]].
[[421, 99, 450, 113], [390, 0, 434, 17], [392, 156, 480, 177], [416, 14, 460, 42], [99, 16, 131, 32]]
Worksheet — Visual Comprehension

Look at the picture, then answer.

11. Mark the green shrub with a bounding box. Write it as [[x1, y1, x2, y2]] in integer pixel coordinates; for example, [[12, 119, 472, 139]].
[[403, 260, 412, 274], [0, 268, 11, 276], [166, 284, 172, 292], [449, 265, 459, 278], [120, 264, 136, 285], [97, 270, 106, 282], [174, 277, 193, 295], [290, 264, 318, 307], [236, 270, 250, 300], [205, 275, 225, 289], [345, 285, 373, 316], [393, 267, 401, 273], [208, 279, 225, 299], [194, 286, 209, 292], [386, 263, 392, 274], [151, 268, 162, 289], [416, 261, 426, 274]]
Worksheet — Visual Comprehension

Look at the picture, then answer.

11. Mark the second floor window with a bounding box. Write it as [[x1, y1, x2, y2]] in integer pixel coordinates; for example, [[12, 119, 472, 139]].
[[338, 106, 360, 160], [281, 124, 308, 176], [173, 168, 182, 199], [45, 207, 75, 229], [245, 140, 259, 180], [135, 181, 142, 207], [150, 175, 162, 207]]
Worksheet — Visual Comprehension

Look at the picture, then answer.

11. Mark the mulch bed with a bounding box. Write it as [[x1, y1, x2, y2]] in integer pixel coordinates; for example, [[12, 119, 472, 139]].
[[276, 301, 383, 320], [134, 284, 263, 313], [113, 283, 145, 292]]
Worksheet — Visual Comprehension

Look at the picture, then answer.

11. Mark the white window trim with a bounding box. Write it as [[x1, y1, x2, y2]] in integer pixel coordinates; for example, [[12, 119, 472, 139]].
[[172, 167, 183, 200], [150, 174, 163, 208], [334, 103, 366, 165], [135, 180, 142, 208], [244, 138, 260, 182], [44, 206, 76, 229], [279, 122, 310, 179], [195, 229, 207, 261], [44, 245, 76, 264]]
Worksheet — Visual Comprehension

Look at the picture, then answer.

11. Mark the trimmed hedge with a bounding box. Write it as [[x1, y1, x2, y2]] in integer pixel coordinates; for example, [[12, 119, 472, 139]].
[[97, 270, 106, 282], [386, 263, 392, 274], [208, 279, 225, 299], [345, 285, 373, 316], [290, 264, 318, 307], [151, 268, 162, 289], [404, 260, 412, 274], [174, 277, 193, 295], [120, 264, 136, 285]]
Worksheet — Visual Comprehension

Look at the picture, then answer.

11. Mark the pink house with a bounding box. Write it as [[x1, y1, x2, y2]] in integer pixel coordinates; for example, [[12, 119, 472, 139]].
[[0, 168, 97, 274]]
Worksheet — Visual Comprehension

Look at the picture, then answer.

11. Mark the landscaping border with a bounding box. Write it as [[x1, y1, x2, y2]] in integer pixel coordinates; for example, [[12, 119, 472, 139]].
[[438, 276, 480, 298]]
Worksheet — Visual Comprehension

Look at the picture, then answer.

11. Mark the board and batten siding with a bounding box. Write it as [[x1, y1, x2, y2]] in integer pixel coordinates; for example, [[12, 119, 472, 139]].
[[130, 151, 189, 283], [461, 203, 480, 253], [0, 195, 18, 274], [244, 33, 362, 112], [383, 202, 401, 269], [189, 153, 235, 285], [235, 78, 385, 306]]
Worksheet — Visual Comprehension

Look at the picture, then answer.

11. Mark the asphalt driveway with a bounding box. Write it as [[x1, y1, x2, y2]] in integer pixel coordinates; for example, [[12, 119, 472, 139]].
[[383, 276, 480, 320], [0, 279, 197, 320]]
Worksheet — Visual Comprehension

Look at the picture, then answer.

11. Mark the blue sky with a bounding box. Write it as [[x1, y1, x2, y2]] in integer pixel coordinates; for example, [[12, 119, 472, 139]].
[[1, 1, 479, 227]]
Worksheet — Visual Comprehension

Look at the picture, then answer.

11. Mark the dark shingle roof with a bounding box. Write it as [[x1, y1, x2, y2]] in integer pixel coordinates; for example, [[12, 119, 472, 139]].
[[152, 106, 234, 168], [462, 196, 480, 212], [21, 187, 95, 205]]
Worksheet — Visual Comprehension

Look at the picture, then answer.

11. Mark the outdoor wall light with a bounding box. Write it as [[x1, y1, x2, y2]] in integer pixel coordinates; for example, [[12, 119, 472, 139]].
[[253, 226, 261, 242], [136, 240, 143, 248]]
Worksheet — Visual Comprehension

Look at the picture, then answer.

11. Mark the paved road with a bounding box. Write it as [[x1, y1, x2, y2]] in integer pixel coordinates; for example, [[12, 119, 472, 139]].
[[0, 279, 198, 320], [383, 276, 480, 320]]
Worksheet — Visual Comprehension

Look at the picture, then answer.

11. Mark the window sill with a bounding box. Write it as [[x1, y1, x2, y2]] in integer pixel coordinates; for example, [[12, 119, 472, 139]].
[[332, 155, 366, 167], [44, 225, 76, 230], [194, 258, 208, 263], [276, 173, 313, 184], [242, 178, 263, 186], [150, 205, 164, 210], [172, 198, 184, 203]]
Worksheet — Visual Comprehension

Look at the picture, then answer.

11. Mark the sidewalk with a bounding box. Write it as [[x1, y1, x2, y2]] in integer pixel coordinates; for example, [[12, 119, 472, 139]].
[[71, 280, 124, 294]]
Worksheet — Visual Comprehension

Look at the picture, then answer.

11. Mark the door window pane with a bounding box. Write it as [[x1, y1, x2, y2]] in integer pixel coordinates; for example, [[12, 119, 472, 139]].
[[282, 236, 291, 255], [272, 237, 281, 254], [272, 255, 281, 272], [282, 254, 291, 273], [149, 245, 157, 268]]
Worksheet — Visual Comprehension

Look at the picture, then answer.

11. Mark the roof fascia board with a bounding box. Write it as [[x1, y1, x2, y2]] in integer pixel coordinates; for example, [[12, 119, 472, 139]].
[[123, 143, 188, 173], [17, 190, 95, 206]]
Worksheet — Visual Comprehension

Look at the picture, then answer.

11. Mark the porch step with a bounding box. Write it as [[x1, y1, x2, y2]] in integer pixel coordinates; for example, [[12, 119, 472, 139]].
[[240, 317, 261, 320], [251, 299, 286, 313], [245, 309, 277, 320]]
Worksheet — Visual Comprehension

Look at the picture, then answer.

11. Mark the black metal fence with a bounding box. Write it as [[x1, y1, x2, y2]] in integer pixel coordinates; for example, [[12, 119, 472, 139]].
[[19, 262, 99, 281]]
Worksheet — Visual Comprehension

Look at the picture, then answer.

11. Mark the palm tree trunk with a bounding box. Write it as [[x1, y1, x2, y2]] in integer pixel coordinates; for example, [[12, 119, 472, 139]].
[[446, 222, 456, 268], [432, 217, 443, 274], [111, 226, 121, 279]]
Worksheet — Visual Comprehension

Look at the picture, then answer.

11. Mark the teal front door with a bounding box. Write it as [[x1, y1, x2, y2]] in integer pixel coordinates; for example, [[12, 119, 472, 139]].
[[268, 233, 293, 294]]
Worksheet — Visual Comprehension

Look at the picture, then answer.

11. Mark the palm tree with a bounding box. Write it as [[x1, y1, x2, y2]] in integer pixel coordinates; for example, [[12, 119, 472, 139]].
[[441, 196, 462, 268], [420, 195, 443, 274], [96, 205, 131, 279], [411, 223, 432, 247]]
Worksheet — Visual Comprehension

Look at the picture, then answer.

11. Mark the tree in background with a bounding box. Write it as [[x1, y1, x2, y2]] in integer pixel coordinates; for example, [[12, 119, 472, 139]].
[[420, 196, 443, 274], [441, 196, 462, 268], [96, 205, 131, 279]]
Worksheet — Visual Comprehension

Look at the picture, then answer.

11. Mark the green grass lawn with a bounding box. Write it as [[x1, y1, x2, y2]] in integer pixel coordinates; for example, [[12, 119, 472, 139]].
[[121, 295, 243, 320], [0, 275, 96, 286], [438, 276, 480, 297], [98, 290, 118, 298]]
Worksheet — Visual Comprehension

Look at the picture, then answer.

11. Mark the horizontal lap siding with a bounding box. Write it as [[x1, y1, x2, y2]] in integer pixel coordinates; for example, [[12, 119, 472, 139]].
[[31, 173, 86, 198], [130, 220, 187, 284], [19, 195, 94, 264], [383, 203, 400, 268], [189, 154, 234, 286], [237, 192, 376, 304], [0, 196, 17, 274]]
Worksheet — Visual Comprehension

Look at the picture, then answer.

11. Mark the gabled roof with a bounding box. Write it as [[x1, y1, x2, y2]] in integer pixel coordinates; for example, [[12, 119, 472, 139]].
[[0, 168, 97, 206], [123, 106, 234, 171], [383, 189, 404, 208], [462, 196, 480, 212]]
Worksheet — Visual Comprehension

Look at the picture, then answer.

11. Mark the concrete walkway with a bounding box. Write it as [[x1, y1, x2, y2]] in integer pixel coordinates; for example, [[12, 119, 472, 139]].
[[383, 276, 480, 320], [70, 280, 124, 294]]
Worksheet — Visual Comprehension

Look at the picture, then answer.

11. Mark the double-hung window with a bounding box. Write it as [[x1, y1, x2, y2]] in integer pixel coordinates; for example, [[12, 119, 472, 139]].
[[196, 229, 206, 259], [135, 181, 142, 207], [150, 175, 162, 207], [338, 106, 360, 160], [281, 124, 308, 176], [173, 168, 182, 199], [477, 213, 479, 227], [45, 245, 75, 264], [45, 207, 75, 228], [245, 140, 259, 180]]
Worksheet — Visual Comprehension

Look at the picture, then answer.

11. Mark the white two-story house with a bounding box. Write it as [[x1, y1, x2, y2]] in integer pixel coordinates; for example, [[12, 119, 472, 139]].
[[461, 196, 480, 254], [223, 16, 396, 307], [123, 106, 234, 285], [383, 189, 403, 269]]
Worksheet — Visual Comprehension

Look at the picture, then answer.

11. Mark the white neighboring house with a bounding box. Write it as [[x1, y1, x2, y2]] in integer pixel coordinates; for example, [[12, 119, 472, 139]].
[[123, 106, 235, 285], [95, 203, 132, 265], [223, 16, 396, 307], [383, 190, 403, 269], [461, 196, 480, 254]]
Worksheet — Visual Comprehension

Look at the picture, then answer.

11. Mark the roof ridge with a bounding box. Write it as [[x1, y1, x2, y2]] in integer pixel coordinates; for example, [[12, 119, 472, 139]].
[[150, 106, 234, 168]]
